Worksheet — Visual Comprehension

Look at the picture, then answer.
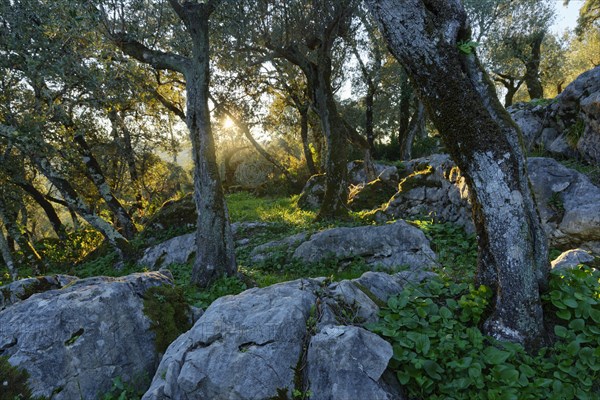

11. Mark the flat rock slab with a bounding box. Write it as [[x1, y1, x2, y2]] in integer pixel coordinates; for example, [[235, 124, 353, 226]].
[[0, 274, 77, 311], [293, 220, 437, 270], [0, 271, 173, 399]]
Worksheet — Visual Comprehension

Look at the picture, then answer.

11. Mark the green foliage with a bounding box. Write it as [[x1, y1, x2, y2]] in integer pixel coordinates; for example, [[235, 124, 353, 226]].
[[411, 220, 477, 280], [142, 285, 191, 354], [566, 118, 586, 147], [101, 377, 142, 400], [368, 267, 600, 399], [36, 229, 104, 268], [0, 356, 44, 400], [457, 40, 479, 55]]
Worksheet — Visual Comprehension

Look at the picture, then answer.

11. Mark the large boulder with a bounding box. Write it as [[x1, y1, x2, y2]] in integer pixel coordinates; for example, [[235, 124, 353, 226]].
[[293, 220, 437, 270], [348, 178, 398, 211], [508, 66, 600, 164], [0, 274, 77, 311], [247, 220, 437, 271], [0, 271, 176, 399], [528, 157, 600, 250], [143, 270, 429, 399], [297, 174, 327, 211], [144, 194, 197, 233]]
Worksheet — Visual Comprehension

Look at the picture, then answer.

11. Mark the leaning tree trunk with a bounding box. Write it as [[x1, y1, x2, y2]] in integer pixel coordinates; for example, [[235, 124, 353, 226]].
[[0, 227, 17, 280], [185, 9, 236, 288], [400, 100, 425, 161], [368, 0, 549, 349], [0, 196, 44, 274], [523, 33, 544, 100], [14, 180, 68, 241], [73, 133, 137, 239]]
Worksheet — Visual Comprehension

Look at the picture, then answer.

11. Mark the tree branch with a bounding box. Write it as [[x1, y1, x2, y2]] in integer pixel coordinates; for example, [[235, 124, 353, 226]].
[[111, 32, 189, 73]]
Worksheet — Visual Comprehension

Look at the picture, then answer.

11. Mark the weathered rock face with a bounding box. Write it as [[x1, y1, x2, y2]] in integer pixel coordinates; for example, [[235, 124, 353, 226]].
[[528, 157, 600, 250], [293, 221, 437, 270], [144, 194, 197, 232], [0, 274, 77, 311], [348, 161, 398, 186], [348, 178, 398, 211], [374, 154, 474, 233], [508, 66, 600, 164], [144, 270, 429, 399], [551, 249, 596, 271], [0, 271, 174, 399], [247, 220, 437, 271], [297, 174, 327, 211], [375, 155, 600, 253]]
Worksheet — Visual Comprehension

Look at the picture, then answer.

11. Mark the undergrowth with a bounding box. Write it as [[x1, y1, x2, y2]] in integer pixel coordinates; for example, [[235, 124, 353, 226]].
[[368, 266, 600, 400]]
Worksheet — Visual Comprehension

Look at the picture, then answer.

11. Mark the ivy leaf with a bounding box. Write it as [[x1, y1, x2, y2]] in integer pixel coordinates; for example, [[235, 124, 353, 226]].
[[483, 347, 511, 365], [554, 325, 569, 338]]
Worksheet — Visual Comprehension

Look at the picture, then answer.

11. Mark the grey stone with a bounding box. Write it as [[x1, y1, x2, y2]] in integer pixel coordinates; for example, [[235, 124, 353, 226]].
[[297, 174, 327, 210], [292, 220, 437, 270], [143, 279, 319, 400], [551, 249, 596, 270], [0, 271, 174, 399], [306, 325, 401, 400], [249, 232, 309, 263], [0, 274, 78, 311], [508, 66, 600, 164], [139, 232, 195, 269]]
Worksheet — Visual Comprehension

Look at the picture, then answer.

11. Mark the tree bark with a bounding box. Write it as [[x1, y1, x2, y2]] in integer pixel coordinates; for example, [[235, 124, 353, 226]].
[[0, 227, 17, 280], [13, 180, 68, 241], [523, 33, 544, 100], [400, 100, 425, 160], [180, 2, 237, 287], [110, 0, 236, 287], [368, 0, 549, 349], [73, 132, 137, 239], [299, 106, 318, 176], [0, 196, 44, 274]]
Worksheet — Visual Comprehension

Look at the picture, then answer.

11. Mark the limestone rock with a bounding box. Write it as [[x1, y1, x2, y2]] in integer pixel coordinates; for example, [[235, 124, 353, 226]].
[[306, 325, 400, 400], [508, 66, 600, 164], [143, 279, 319, 400], [297, 174, 327, 211], [292, 220, 437, 270], [143, 270, 425, 400], [0, 271, 174, 399], [551, 249, 596, 271], [140, 222, 272, 269], [0, 274, 77, 311], [348, 178, 398, 211]]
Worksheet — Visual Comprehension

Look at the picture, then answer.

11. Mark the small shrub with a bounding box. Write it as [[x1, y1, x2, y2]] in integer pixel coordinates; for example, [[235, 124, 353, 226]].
[[143, 285, 191, 353], [0, 355, 39, 400]]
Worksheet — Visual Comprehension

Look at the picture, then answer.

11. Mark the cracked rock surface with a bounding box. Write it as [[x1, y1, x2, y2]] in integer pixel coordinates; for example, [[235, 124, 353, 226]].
[[143, 271, 431, 399], [0, 271, 173, 399]]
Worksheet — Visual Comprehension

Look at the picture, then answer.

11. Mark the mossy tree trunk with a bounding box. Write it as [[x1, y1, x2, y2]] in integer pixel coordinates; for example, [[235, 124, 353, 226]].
[[368, 0, 549, 349], [0, 226, 17, 280], [112, 0, 236, 287]]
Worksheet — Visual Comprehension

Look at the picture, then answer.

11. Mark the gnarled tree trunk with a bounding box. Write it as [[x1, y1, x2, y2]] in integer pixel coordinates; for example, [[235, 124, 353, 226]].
[[0, 226, 17, 280], [368, 0, 549, 349]]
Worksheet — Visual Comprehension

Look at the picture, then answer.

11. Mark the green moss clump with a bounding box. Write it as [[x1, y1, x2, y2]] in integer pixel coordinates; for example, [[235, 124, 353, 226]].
[[398, 165, 441, 193], [19, 277, 57, 301], [348, 179, 397, 211], [0, 355, 39, 400], [143, 285, 191, 354]]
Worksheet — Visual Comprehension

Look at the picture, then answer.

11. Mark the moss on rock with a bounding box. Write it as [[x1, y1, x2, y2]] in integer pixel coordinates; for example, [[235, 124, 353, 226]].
[[0, 355, 41, 400], [348, 179, 397, 211], [143, 285, 192, 354]]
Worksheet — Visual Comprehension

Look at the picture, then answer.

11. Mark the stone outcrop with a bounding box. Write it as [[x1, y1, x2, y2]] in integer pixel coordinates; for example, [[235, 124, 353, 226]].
[[143, 270, 431, 399], [375, 154, 600, 253], [0, 274, 77, 311], [508, 65, 600, 164], [0, 271, 175, 399], [247, 220, 437, 271], [551, 249, 596, 271], [297, 174, 327, 211], [292, 221, 437, 270]]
